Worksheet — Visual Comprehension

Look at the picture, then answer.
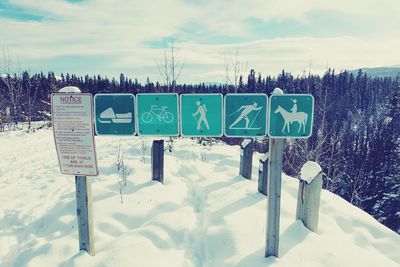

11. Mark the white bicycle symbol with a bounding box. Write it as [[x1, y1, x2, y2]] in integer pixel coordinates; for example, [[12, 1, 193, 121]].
[[142, 105, 174, 124]]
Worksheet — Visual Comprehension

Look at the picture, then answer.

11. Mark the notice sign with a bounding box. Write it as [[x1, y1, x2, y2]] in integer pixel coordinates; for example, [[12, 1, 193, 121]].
[[51, 93, 98, 176]]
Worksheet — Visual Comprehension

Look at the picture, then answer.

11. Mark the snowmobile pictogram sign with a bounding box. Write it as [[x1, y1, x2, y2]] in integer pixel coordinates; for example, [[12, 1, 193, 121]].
[[180, 94, 223, 137], [224, 94, 268, 137], [94, 93, 136, 135]]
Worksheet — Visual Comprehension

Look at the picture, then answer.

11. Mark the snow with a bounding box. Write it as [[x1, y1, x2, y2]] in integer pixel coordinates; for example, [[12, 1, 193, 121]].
[[1, 130, 400, 267], [58, 86, 81, 93], [241, 139, 252, 148], [260, 153, 269, 162], [300, 161, 322, 184], [272, 87, 284, 94]]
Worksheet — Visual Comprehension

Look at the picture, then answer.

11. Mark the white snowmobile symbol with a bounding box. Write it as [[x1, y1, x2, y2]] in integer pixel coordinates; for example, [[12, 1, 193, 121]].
[[99, 107, 132, 124]]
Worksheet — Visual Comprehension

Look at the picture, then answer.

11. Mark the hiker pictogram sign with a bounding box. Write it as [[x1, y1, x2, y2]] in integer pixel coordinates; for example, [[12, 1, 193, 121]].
[[180, 94, 223, 137]]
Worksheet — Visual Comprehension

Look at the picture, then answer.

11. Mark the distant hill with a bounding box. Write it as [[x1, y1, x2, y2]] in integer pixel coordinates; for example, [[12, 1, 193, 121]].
[[350, 65, 400, 78]]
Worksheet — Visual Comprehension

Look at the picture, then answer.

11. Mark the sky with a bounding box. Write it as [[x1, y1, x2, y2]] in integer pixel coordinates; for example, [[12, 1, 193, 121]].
[[1, 0, 400, 84]]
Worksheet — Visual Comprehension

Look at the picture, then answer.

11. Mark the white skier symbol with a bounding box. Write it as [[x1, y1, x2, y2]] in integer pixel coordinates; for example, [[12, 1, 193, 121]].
[[192, 101, 209, 130], [274, 99, 308, 133], [229, 102, 262, 129]]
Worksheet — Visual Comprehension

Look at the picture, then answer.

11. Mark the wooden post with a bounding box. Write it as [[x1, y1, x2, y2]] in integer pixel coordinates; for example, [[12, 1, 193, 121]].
[[151, 140, 164, 183], [296, 167, 323, 232], [258, 153, 269, 196], [75, 175, 95, 255], [239, 139, 254, 179], [265, 138, 285, 258]]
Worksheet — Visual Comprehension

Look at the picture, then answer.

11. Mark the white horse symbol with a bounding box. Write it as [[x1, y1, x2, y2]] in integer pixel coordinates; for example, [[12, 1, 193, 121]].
[[274, 105, 308, 133]]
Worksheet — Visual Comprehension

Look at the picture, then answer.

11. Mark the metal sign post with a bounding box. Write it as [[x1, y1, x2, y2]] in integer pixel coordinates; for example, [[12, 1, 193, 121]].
[[75, 175, 95, 254], [265, 137, 285, 257], [51, 86, 97, 256], [265, 88, 285, 258]]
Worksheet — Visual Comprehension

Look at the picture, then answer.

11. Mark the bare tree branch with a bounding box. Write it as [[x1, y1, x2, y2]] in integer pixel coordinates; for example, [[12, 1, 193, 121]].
[[157, 38, 184, 92]]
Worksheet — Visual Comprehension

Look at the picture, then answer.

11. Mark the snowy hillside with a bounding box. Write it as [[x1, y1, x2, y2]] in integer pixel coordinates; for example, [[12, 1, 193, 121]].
[[1, 129, 399, 267]]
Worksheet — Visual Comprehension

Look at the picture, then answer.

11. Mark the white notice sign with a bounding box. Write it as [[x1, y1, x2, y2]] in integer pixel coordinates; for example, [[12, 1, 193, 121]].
[[52, 93, 98, 176]]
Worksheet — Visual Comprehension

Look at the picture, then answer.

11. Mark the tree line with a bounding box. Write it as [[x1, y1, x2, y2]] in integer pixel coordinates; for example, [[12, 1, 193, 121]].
[[0, 69, 399, 234]]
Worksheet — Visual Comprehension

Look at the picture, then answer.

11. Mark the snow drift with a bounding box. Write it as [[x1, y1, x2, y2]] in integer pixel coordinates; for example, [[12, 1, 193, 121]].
[[0, 129, 399, 267]]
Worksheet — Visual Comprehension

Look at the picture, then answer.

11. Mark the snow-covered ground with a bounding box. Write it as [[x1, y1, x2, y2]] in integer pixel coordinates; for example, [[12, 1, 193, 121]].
[[1, 129, 399, 267]]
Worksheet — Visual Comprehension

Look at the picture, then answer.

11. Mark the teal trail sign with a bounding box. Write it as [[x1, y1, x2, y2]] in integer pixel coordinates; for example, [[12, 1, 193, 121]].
[[94, 93, 135, 135], [180, 94, 223, 137], [268, 94, 314, 138], [136, 93, 179, 136], [224, 94, 268, 137]]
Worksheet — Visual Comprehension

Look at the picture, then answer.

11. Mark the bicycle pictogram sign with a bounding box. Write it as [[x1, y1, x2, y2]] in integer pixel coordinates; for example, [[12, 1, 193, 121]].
[[136, 93, 179, 136]]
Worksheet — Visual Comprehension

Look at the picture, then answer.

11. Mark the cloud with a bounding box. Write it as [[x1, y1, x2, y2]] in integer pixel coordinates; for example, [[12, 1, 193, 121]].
[[0, 0, 399, 83]]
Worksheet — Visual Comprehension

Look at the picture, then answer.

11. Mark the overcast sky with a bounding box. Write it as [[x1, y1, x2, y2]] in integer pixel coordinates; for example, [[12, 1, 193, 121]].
[[1, 0, 400, 84]]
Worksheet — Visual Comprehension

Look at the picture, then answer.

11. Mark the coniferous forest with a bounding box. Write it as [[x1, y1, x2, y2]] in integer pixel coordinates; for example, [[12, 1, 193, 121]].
[[0, 69, 399, 234]]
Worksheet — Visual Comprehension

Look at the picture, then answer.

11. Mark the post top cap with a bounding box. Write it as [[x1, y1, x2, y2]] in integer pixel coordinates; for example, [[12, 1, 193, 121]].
[[58, 86, 81, 93], [272, 87, 284, 94]]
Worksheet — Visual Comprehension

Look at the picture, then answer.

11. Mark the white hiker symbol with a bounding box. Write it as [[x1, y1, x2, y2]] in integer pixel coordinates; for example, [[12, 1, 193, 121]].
[[192, 101, 209, 130], [99, 107, 132, 124], [274, 99, 308, 133], [142, 105, 174, 124], [229, 102, 262, 130]]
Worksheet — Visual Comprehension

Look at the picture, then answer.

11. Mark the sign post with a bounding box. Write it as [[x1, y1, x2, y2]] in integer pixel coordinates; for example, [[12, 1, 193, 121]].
[[75, 175, 95, 255], [239, 139, 254, 179], [151, 140, 164, 183], [224, 93, 268, 137], [265, 136, 285, 257], [258, 153, 269, 196], [51, 86, 97, 256], [264, 88, 285, 258], [180, 94, 223, 137], [94, 93, 136, 135]]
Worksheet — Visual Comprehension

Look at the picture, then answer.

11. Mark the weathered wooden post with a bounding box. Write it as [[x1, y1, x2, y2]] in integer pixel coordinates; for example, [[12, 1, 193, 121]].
[[258, 153, 269, 196], [296, 161, 323, 232], [239, 138, 254, 179], [265, 137, 285, 257], [75, 175, 95, 255], [151, 140, 164, 183]]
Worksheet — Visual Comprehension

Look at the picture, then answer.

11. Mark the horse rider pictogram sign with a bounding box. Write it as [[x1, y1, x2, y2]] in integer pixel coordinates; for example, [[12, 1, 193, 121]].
[[268, 94, 314, 138]]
